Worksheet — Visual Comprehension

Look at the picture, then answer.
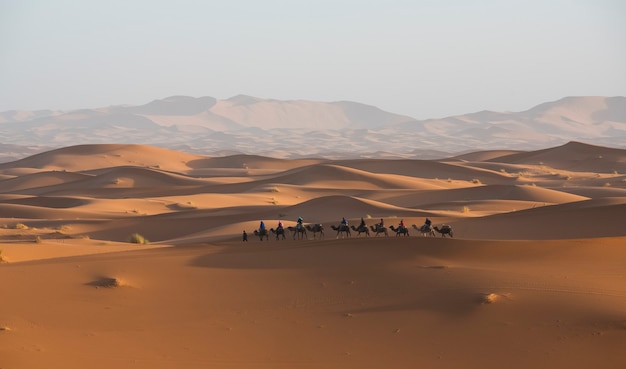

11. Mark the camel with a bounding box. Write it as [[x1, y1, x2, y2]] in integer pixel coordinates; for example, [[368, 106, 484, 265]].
[[305, 224, 325, 239], [253, 228, 269, 241], [389, 225, 410, 237], [330, 224, 351, 238], [433, 225, 454, 238], [270, 227, 286, 240], [412, 224, 435, 237], [350, 225, 370, 237], [287, 225, 308, 240], [369, 224, 388, 237]]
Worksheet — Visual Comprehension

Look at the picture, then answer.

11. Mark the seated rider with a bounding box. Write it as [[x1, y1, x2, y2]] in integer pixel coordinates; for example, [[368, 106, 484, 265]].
[[341, 217, 348, 228], [359, 217, 366, 229], [259, 220, 265, 231], [296, 216, 303, 230], [379, 218, 384, 229], [278, 220, 283, 230], [422, 218, 432, 231], [399, 219, 405, 231]]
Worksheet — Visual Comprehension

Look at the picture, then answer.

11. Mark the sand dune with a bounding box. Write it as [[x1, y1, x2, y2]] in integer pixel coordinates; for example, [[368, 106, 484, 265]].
[[1, 142, 625, 369], [0, 171, 90, 193], [336, 158, 516, 184], [491, 141, 626, 172], [0, 144, 203, 172]]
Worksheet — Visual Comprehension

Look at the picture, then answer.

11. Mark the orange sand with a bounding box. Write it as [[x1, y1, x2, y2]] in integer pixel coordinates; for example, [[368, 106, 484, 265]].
[[1, 142, 625, 368]]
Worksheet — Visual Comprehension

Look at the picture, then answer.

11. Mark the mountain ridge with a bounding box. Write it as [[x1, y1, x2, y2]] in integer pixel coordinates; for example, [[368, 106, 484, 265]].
[[1, 95, 624, 161]]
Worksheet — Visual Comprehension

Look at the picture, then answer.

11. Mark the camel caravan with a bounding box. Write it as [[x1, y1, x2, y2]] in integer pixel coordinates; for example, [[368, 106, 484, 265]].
[[250, 217, 453, 241]]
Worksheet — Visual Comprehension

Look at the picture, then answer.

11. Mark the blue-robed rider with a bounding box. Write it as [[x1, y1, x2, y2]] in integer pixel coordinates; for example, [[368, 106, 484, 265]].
[[297, 216, 303, 230]]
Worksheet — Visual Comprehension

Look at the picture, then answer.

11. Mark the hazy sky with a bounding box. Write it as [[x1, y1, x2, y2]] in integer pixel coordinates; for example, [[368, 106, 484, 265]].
[[1, 0, 625, 119]]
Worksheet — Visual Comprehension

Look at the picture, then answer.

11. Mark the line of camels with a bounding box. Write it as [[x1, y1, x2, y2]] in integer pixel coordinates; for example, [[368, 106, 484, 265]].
[[253, 223, 453, 241]]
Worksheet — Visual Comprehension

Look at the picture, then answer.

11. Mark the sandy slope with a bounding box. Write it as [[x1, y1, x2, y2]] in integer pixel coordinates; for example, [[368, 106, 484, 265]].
[[1, 141, 625, 369], [1, 238, 624, 369]]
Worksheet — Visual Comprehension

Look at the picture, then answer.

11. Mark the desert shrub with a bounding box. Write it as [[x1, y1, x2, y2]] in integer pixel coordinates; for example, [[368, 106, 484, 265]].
[[462, 206, 471, 213], [14, 223, 28, 230], [471, 178, 481, 184], [129, 233, 149, 244], [34, 236, 42, 243], [0, 249, 4, 262]]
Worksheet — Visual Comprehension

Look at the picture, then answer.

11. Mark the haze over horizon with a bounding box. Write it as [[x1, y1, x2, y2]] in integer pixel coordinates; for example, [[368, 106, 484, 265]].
[[1, 0, 625, 120]]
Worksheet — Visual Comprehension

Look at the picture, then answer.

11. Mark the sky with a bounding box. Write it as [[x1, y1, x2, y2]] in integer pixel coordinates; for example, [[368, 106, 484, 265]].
[[1, 0, 625, 119]]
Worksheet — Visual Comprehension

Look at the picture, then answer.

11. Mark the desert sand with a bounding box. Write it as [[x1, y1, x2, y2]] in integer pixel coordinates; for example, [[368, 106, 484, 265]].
[[1, 141, 625, 369]]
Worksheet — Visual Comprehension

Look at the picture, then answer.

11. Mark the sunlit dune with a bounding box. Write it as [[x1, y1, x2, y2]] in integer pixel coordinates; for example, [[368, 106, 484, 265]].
[[0, 144, 203, 172], [1, 142, 625, 369]]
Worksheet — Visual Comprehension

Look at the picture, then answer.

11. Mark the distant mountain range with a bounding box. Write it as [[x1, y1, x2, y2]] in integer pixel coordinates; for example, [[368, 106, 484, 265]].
[[1, 95, 624, 161]]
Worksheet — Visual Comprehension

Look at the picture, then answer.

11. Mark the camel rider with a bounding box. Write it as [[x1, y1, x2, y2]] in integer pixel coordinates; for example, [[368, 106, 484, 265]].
[[399, 219, 405, 231], [379, 218, 384, 229], [278, 220, 283, 230], [297, 216, 303, 230], [359, 217, 366, 230], [259, 220, 266, 231], [341, 217, 348, 228], [422, 218, 432, 231]]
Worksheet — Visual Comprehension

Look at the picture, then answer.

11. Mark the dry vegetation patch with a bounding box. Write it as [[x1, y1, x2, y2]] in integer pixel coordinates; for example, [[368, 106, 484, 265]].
[[87, 277, 128, 288]]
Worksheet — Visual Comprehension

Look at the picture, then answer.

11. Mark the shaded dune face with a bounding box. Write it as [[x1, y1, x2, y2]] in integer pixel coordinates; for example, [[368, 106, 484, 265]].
[[0, 142, 625, 369]]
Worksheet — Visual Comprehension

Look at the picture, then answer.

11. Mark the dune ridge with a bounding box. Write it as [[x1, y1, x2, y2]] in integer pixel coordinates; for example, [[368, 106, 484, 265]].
[[1, 142, 625, 369]]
